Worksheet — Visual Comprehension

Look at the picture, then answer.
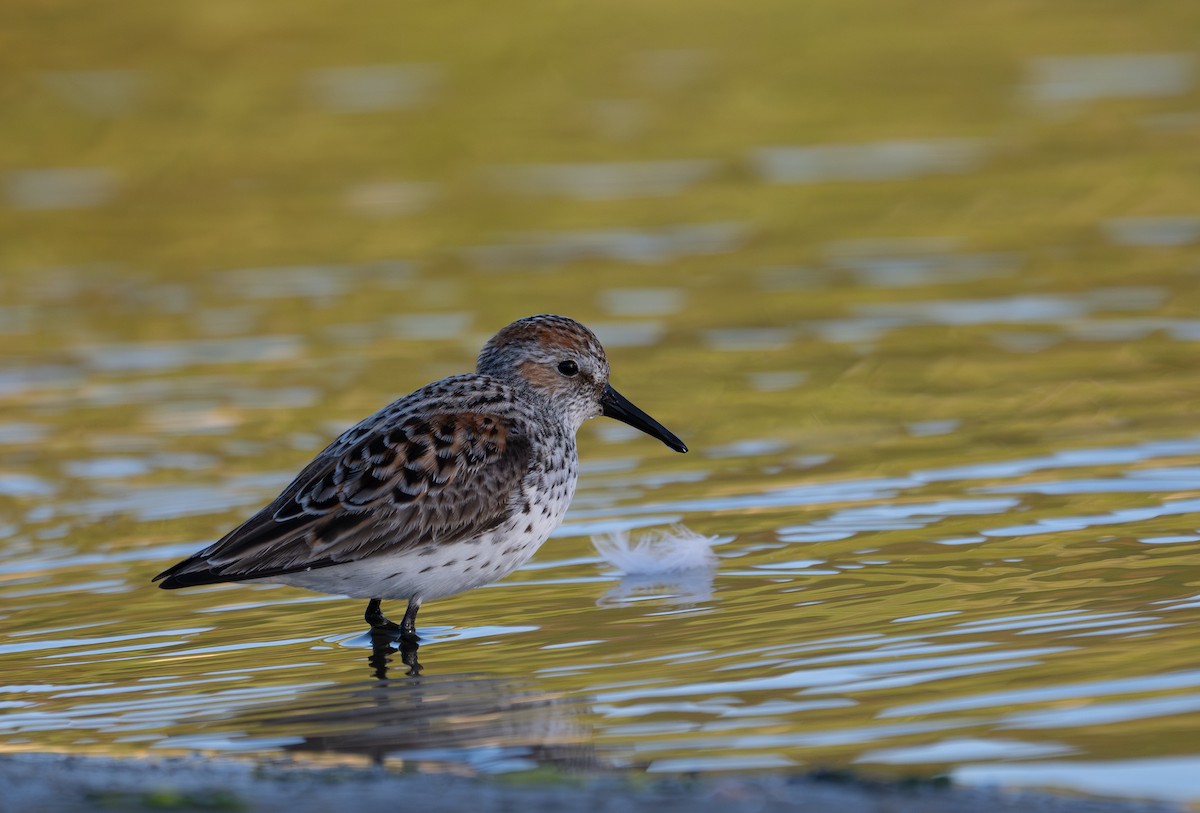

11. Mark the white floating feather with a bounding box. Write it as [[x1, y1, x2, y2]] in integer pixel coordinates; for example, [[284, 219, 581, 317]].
[[592, 525, 729, 575]]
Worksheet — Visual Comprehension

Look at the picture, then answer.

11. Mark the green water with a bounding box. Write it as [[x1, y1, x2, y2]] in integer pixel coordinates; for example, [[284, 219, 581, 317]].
[[2, 0, 1200, 803]]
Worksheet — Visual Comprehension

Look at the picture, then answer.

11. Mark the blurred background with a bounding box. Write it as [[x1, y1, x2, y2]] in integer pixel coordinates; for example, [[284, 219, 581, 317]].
[[2, 0, 1200, 803]]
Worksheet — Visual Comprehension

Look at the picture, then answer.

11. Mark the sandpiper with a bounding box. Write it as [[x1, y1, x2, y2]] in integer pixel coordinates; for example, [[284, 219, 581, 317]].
[[154, 314, 686, 639]]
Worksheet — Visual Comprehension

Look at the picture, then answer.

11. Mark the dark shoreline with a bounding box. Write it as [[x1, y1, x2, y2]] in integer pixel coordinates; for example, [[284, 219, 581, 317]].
[[0, 752, 1180, 813]]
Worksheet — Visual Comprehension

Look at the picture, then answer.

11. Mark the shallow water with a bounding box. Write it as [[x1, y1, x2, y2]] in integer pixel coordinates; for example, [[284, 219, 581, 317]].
[[3, 0, 1200, 804]]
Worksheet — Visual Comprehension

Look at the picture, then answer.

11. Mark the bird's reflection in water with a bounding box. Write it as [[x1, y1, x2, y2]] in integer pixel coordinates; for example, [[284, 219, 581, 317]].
[[370, 631, 423, 679], [240, 634, 596, 773]]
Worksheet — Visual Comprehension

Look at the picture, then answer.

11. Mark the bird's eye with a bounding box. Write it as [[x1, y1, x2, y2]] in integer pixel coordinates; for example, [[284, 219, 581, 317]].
[[557, 360, 579, 377]]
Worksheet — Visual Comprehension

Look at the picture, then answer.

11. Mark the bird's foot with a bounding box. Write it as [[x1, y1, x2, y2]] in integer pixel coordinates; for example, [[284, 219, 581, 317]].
[[362, 601, 420, 637], [367, 616, 419, 641], [365, 599, 420, 642]]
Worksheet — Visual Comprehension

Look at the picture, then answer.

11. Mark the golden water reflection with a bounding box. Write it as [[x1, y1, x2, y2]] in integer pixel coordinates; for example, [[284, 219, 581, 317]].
[[3, 0, 1200, 803]]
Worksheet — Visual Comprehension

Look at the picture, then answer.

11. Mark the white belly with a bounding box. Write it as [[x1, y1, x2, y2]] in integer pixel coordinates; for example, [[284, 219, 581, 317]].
[[263, 487, 571, 600], [266, 531, 536, 600]]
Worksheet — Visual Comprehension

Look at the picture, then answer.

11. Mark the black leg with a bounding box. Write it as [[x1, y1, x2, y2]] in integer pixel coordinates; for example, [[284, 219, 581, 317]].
[[365, 598, 421, 643], [400, 598, 421, 642], [365, 598, 401, 632]]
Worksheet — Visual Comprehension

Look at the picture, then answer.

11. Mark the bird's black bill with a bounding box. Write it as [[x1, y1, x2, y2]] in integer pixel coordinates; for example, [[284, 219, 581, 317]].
[[600, 384, 688, 453]]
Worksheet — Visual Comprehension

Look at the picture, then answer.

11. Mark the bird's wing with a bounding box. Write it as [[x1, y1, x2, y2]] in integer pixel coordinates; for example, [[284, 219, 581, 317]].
[[154, 409, 532, 587]]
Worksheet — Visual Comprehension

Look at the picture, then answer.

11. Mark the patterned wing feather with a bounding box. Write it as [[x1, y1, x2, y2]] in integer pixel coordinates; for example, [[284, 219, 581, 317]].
[[154, 410, 531, 587]]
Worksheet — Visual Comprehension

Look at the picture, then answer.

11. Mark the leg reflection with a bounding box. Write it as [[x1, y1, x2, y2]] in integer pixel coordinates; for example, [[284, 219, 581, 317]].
[[368, 630, 422, 679], [233, 633, 596, 770]]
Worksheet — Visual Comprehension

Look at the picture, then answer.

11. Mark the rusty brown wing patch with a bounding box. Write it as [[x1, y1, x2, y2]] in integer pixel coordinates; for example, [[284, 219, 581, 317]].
[[154, 412, 532, 586]]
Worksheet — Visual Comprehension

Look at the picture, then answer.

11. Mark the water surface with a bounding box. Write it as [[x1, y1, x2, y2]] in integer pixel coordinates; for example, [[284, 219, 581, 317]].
[[2, 0, 1200, 804]]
